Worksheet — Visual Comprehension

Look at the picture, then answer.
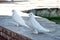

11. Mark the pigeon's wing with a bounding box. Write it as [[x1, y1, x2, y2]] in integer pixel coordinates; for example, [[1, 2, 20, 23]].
[[12, 10, 30, 28], [29, 13, 50, 32]]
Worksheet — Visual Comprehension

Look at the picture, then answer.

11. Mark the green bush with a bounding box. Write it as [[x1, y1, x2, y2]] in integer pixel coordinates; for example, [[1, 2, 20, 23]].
[[43, 17, 60, 24], [44, 17, 60, 20]]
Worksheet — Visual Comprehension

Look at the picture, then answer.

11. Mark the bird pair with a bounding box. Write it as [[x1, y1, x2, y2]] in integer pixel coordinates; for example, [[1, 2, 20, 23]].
[[12, 9, 51, 34]]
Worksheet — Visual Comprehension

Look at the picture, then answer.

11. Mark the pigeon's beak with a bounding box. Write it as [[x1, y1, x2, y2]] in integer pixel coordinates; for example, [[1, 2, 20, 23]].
[[12, 10, 14, 12]]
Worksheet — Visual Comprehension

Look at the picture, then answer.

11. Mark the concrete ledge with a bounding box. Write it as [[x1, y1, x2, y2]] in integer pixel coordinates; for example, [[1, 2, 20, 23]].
[[0, 16, 60, 40], [0, 26, 31, 40]]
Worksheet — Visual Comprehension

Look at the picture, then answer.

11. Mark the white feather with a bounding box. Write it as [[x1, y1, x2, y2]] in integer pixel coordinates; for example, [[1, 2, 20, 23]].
[[29, 12, 50, 34], [12, 9, 30, 28]]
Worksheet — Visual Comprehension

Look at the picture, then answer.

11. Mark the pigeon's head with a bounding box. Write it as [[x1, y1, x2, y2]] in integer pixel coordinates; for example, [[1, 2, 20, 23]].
[[12, 9, 17, 16], [12, 10, 15, 12], [29, 12, 34, 17]]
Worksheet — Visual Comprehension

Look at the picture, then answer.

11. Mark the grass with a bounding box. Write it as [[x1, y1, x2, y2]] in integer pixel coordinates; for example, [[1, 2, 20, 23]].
[[42, 17, 60, 24]]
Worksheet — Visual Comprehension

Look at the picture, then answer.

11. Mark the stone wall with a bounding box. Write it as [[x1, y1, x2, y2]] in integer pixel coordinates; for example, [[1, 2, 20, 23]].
[[30, 8, 60, 17], [0, 26, 31, 40]]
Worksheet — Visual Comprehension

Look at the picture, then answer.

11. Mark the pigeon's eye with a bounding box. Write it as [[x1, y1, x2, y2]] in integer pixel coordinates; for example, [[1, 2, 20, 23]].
[[12, 10, 14, 12], [31, 14, 32, 15]]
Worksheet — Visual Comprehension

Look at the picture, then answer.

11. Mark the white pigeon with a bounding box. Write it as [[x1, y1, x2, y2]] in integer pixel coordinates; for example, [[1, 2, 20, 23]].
[[29, 12, 50, 34], [12, 9, 30, 28]]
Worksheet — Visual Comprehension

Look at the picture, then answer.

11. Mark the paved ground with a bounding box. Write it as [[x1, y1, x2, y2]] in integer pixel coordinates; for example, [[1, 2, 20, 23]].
[[0, 16, 60, 40]]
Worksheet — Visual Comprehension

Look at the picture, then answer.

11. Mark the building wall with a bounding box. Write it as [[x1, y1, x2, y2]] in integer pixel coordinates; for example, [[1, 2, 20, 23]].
[[0, 0, 27, 1], [0, 0, 11, 1]]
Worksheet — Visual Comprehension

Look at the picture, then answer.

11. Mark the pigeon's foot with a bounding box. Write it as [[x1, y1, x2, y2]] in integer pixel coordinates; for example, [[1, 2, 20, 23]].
[[45, 29, 50, 32], [32, 29, 39, 34], [16, 23, 19, 27], [9, 22, 20, 27], [39, 29, 51, 33], [43, 29, 50, 33], [24, 25, 30, 29]]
